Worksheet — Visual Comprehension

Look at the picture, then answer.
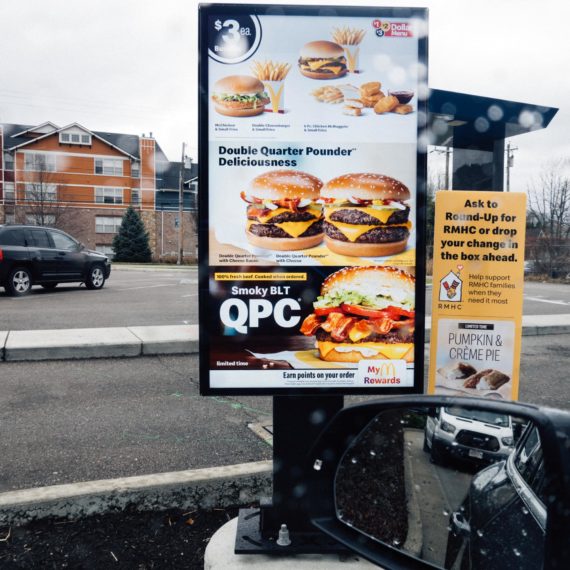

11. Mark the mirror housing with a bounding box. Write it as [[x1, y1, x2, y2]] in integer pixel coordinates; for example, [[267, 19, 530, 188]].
[[307, 396, 570, 570]]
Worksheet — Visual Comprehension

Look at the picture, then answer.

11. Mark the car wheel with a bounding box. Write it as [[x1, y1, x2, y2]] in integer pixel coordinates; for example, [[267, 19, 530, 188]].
[[85, 264, 106, 290], [6, 267, 33, 296], [41, 283, 58, 290]]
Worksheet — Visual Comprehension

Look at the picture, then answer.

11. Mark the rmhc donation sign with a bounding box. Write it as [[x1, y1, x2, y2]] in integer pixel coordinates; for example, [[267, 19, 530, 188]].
[[428, 191, 527, 400], [198, 4, 428, 395]]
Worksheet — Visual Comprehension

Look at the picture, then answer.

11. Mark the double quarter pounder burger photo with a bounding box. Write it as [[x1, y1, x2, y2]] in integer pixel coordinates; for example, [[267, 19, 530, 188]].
[[300, 266, 415, 363], [241, 170, 324, 250], [211, 75, 270, 117], [298, 41, 347, 80], [320, 173, 412, 257]]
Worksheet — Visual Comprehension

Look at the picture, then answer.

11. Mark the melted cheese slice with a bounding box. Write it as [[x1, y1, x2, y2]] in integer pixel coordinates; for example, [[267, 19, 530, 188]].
[[320, 65, 344, 74], [306, 59, 335, 71], [246, 218, 320, 238], [318, 341, 414, 360], [326, 206, 397, 225], [325, 218, 412, 242]]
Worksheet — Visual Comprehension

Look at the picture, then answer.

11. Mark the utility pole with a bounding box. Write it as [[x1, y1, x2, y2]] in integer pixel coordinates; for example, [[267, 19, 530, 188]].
[[177, 142, 186, 265], [444, 145, 451, 189], [505, 142, 518, 192]]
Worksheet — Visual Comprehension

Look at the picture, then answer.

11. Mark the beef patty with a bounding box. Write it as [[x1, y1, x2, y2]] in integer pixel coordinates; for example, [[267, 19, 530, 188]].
[[328, 207, 409, 226], [248, 219, 323, 239], [323, 221, 409, 243]]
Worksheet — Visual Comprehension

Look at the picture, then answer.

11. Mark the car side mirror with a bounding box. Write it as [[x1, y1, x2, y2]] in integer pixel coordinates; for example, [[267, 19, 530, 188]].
[[307, 396, 570, 569]]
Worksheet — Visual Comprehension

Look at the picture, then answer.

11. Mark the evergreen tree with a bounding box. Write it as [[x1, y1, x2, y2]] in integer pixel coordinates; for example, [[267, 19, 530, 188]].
[[112, 207, 152, 262]]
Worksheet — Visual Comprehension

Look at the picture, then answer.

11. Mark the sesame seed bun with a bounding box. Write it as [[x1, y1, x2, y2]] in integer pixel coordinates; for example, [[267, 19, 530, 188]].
[[321, 173, 410, 201], [321, 266, 415, 303], [249, 170, 323, 200], [299, 40, 345, 59], [213, 75, 265, 96]]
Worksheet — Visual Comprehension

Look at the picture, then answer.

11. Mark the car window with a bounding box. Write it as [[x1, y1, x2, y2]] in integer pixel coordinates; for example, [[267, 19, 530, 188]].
[[0, 228, 26, 246], [29, 228, 51, 248], [445, 406, 510, 427], [514, 426, 543, 490], [50, 231, 77, 251]]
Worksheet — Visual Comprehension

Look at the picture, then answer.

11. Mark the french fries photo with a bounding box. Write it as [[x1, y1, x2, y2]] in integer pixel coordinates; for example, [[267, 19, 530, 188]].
[[250, 60, 291, 81], [332, 26, 366, 45]]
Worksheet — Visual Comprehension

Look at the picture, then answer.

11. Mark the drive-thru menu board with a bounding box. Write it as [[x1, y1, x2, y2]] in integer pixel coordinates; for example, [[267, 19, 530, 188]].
[[199, 4, 428, 394], [428, 191, 527, 400]]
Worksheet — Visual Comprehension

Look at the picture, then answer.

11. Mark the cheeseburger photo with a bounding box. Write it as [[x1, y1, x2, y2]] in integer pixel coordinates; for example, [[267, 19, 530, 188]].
[[320, 173, 411, 257], [298, 41, 347, 79], [211, 75, 270, 117], [241, 170, 324, 251], [300, 266, 415, 363]]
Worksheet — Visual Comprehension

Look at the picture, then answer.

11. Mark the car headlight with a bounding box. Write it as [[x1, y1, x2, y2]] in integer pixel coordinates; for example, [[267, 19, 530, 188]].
[[501, 437, 514, 446], [440, 420, 456, 434]]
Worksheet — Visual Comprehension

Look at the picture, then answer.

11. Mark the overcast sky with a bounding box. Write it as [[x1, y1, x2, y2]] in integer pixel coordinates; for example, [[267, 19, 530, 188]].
[[0, 0, 567, 192]]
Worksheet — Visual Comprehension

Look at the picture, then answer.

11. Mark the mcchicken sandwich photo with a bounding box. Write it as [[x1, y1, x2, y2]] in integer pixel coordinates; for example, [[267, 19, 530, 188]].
[[211, 75, 270, 117], [300, 266, 415, 363], [320, 173, 411, 257], [298, 40, 347, 79], [241, 170, 324, 250]]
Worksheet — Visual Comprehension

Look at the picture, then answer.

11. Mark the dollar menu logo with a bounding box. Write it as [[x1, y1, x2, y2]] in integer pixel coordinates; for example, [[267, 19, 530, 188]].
[[208, 15, 262, 64]]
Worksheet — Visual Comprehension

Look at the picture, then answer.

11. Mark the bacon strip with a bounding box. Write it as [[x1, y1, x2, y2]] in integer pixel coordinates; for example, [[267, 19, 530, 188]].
[[300, 314, 322, 336]]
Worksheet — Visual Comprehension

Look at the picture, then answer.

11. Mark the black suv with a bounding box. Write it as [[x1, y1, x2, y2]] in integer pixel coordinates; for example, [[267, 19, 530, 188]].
[[0, 225, 111, 296]]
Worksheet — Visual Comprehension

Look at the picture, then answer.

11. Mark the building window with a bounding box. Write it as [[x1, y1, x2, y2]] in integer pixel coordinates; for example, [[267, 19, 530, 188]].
[[95, 187, 123, 205], [3, 152, 14, 170], [4, 182, 15, 201], [95, 158, 123, 176], [95, 244, 115, 258], [24, 153, 57, 172], [25, 183, 57, 201], [132, 161, 140, 178], [26, 214, 56, 227], [96, 216, 122, 233], [60, 132, 92, 145], [5, 213, 15, 224], [24, 183, 57, 201], [131, 189, 140, 205]]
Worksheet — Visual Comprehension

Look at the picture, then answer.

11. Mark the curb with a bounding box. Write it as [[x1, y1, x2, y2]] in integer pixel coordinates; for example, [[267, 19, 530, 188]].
[[0, 461, 272, 526], [1, 318, 569, 362], [0, 325, 199, 362]]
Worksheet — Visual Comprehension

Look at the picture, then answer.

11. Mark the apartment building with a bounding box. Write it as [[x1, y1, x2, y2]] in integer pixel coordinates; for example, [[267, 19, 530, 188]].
[[0, 122, 197, 261]]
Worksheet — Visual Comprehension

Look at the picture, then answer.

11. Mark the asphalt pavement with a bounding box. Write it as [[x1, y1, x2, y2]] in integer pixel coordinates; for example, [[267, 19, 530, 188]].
[[1, 333, 569, 492], [0, 268, 568, 332], [0, 266, 198, 331]]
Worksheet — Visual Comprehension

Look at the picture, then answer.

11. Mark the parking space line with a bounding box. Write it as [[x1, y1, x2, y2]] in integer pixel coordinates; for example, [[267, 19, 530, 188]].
[[525, 296, 570, 306], [116, 284, 174, 292]]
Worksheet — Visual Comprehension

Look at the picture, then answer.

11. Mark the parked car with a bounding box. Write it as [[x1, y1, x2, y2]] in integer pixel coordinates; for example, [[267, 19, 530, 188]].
[[446, 422, 546, 569], [424, 405, 515, 466], [0, 224, 111, 296]]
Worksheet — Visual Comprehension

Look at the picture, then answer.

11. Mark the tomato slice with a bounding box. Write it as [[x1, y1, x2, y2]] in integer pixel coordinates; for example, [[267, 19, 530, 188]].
[[314, 307, 343, 317], [340, 304, 386, 318], [340, 303, 414, 320], [383, 306, 415, 319]]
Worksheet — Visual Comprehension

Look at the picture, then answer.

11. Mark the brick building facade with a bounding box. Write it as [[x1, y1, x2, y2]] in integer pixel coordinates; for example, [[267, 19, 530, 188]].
[[0, 122, 197, 261]]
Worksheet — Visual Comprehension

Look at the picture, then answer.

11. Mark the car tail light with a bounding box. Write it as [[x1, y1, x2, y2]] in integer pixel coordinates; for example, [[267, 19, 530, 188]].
[[0, 249, 3, 262]]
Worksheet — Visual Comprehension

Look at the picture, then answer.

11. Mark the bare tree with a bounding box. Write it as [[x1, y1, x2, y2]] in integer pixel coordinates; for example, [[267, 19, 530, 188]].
[[527, 159, 570, 277], [23, 157, 73, 230]]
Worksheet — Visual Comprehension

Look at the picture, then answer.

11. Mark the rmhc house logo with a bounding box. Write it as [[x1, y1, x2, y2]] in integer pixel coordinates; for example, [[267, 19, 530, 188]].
[[372, 20, 413, 38], [362, 362, 402, 385]]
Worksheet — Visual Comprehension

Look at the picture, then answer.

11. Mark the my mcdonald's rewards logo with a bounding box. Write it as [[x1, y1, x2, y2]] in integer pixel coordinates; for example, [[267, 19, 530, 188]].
[[358, 360, 407, 385]]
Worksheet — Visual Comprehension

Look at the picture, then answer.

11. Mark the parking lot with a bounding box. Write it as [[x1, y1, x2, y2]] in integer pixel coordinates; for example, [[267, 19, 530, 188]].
[[0, 266, 198, 331], [1, 267, 568, 332]]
